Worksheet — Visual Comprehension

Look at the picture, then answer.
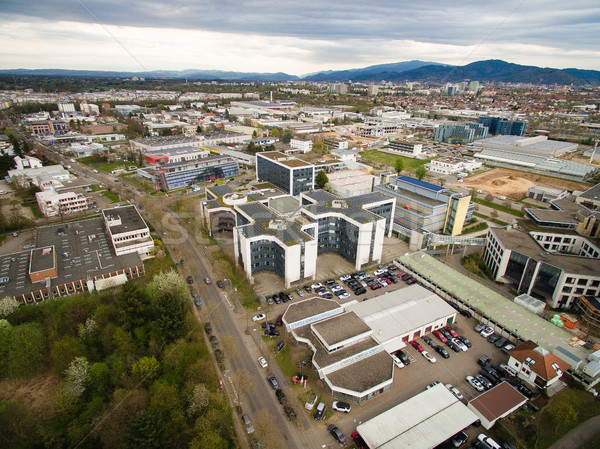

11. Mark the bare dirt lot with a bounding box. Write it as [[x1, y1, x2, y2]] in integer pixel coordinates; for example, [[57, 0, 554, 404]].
[[456, 168, 592, 200]]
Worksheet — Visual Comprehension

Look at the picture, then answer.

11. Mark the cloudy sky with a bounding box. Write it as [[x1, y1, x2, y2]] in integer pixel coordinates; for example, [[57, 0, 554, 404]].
[[1, 0, 599, 75]]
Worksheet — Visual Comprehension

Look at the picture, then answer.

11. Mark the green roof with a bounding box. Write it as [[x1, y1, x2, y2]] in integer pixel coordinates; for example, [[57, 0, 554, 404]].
[[397, 251, 589, 363]]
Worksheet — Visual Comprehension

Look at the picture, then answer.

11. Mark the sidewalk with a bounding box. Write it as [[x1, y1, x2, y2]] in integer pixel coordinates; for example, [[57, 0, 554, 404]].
[[548, 415, 600, 449]]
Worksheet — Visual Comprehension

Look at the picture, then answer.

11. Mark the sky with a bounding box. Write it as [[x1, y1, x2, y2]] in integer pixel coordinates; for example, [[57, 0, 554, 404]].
[[1, 0, 600, 76]]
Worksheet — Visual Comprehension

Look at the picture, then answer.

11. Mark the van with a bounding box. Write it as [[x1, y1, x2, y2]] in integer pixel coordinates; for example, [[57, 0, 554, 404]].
[[241, 414, 254, 434], [478, 434, 501, 449], [313, 402, 326, 420]]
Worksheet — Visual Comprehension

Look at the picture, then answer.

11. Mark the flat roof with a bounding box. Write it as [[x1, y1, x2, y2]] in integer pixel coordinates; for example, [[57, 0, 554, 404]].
[[257, 151, 313, 168], [103, 205, 148, 235], [492, 227, 600, 276], [356, 383, 479, 449], [325, 350, 393, 394], [397, 176, 445, 193], [468, 382, 527, 422], [579, 183, 600, 201], [396, 251, 589, 362], [0, 217, 142, 299], [346, 285, 457, 344], [30, 247, 55, 273], [283, 297, 343, 325]]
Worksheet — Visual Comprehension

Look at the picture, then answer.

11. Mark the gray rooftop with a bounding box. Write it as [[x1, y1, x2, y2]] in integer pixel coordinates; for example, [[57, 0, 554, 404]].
[[324, 350, 393, 394], [283, 297, 342, 325], [208, 184, 235, 197], [30, 247, 55, 273], [396, 251, 590, 361], [311, 311, 371, 346], [103, 205, 148, 235], [237, 202, 311, 245], [0, 217, 142, 299], [579, 183, 600, 202]]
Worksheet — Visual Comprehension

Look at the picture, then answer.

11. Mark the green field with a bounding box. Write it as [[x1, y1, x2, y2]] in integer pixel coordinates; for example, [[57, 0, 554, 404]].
[[101, 190, 120, 203], [360, 150, 432, 170]]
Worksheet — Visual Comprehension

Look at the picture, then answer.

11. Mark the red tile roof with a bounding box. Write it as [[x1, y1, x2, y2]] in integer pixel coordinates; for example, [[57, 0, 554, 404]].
[[508, 340, 570, 381]]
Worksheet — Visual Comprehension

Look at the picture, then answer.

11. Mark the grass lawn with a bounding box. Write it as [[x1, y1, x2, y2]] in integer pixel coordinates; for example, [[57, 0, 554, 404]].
[[462, 222, 488, 234], [101, 190, 120, 203], [472, 197, 525, 217], [360, 150, 432, 170], [89, 184, 103, 192], [274, 344, 297, 378]]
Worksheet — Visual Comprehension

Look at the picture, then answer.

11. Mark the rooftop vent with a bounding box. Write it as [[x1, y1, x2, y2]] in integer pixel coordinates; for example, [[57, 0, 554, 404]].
[[268, 219, 287, 230]]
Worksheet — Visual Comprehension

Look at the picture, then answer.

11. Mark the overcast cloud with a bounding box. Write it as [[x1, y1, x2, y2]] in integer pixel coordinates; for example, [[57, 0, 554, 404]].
[[1, 0, 599, 75]]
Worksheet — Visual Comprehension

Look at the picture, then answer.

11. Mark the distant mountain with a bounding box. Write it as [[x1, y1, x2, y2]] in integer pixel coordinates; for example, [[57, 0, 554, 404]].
[[1, 60, 599, 85], [365, 60, 600, 85], [301, 60, 443, 82], [0, 68, 299, 82]]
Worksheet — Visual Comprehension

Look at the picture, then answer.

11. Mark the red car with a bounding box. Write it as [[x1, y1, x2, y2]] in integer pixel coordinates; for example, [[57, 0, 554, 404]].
[[444, 326, 459, 338], [410, 340, 424, 352], [352, 432, 369, 449], [433, 330, 448, 343], [370, 283, 381, 290]]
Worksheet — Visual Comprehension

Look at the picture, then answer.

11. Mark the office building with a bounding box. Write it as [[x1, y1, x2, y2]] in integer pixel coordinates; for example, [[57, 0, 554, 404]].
[[36, 190, 91, 217], [103, 205, 154, 258], [434, 123, 488, 144], [477, 117, 527, 136], [289, 139, 313, 153], [385, 139, 424, 157], [256, 151, 315, 196], [154, 156, 239, 190], [483, 227, 600, 309], [27, 119, 68, 136], [374, 176, 473, 236], [427, 157, 482, 175]]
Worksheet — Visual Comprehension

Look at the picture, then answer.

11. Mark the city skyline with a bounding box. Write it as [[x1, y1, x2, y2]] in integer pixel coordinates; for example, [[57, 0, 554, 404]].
[[1, 0, 600, 75]]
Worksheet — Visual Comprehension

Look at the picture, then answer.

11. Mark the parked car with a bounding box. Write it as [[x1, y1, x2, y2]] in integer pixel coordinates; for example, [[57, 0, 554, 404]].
[[451, 431, 468, 448], [433, 330, 448, 343], [392, 355, 405, 369], [194, 297, 202, 307], [487, 334, 501, 344], [204, 322, 212, 334], [405, 278, 417, 285], [274, 341, 285, 353], [395, 349, 410, 365], [186, 275, 193, 284], [435, 346, 450, 358], [410, 340, 424, 352], [204, 277, 211, 284], [478, 355, 492, 367], [214, 349, 224, 363], [495, 337, 508, 348], [458, 309, 473, 318], [241, 414, 254, 435], [264, 329, 279, 337], [266, 374, 279, 389], [296, 288, 304, 297], [328, 424, 346, 444], [445, 384, 463, 400], [423, 336, 436, 347], [479, 370, 498, 386], [466, 375, 485, 392], [275, 315, 283, 326], [451, 338, 468, 352], [258, 356, 268, 368], [209, 335, 219, 348], [422, 351, 437, 363], [458, 336, 472, 348], [216, 280, 224, 288], [275, 389, 287, 404], [482, 366, 502, 381], [313, 402, 326, 420], [480, 327, 494, 338], [474, 323, 486, 333], [311, 283, 322, 289], [427, 381, 441, 390], [516, 383, 534, 398], [475, 374, 493, 390], [502, 343, 515, 353], [305, 393, 318, 410], [478, 434, 502, 449], [292, 374, 308, 384], [352, 431, 369, 449], [444, 326, 459, 338], [304, 285, 312, 292], [497, 363, 517, 377], [447, 340, 461, 352], [253, 313, 266, 322], [332, 401, 351, 413]]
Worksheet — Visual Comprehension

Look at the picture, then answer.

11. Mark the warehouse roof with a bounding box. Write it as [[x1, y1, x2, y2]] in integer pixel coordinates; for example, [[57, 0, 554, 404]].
[[356, 383, 479, 449]]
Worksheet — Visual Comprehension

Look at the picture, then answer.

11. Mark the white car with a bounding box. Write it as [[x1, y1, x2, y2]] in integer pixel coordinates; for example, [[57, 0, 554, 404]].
[[331, 285, 344, 292], [478, 434, 501, 449], [392, 355, 405, 369], [374, 268, 387, 276], [331, 401, 351, 413], [480, 327, 494, 338], [422, 351, 437, 363], [451, 338, 468, 352], [466, 375, 485, 392], [339, 274, 351, 281], [445, 384, 463, 400], [311, 283, 323, 290], [258, 356, 268, 368], [296, 289, 304, 297], [339, 292, 351, 300], [253, 313, 266, 322]]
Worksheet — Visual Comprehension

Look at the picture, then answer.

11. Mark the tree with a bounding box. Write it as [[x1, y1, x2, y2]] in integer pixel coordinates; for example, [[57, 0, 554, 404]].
[[187, 383, 210, 418], [315, 170, 329, 189], [50, 336, 86, 377], [270, 128, 280, 138], [6, 323, 46, 377], [131, 356, 160, 384], [64, 356, 90, 397], [151, 290, 186, 344], [88, 362, 111, 396], [282, 129, 294, 143], [394, 157, 404, 175], [123, 411, 171, 449], [546, 401, 578, 432], [0, 296, 19, 317], [415, 165, 427, 181]]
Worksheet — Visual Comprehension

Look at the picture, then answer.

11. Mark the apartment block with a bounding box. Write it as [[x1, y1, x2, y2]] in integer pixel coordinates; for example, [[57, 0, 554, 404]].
[[36, 190, 90, 217]]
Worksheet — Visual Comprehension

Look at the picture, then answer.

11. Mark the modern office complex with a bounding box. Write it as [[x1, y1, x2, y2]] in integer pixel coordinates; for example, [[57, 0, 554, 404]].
[[35, 190, 91, 217], [200, 185, 395, 287], [434, 123, 488, 144], [256, 151, 315, 195], [153, 155, 239, 190], [477, 117, 527, 136], [102, 205, 155, 258], [385, 139, 424, 157], [483, 227, 600, 309], [374, 176, 473, 236]]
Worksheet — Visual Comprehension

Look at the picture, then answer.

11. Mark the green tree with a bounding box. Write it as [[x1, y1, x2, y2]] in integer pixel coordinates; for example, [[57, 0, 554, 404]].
[[270, 128, 280, 138], [394, 157, 404, 175], [151, 291, 186, 344], [281, 129, 294, 143], [131, 356, 160, 384], [50, 335, 86, 377], [415, 165, 427, 181], [546, 401, 578, 432], [6, 323, 46, 377], [123, 411, 171, 449], [315, 170, 329, 189], [0, 400, 35, 447], [119, 281, 150, 330], [88, 362, 111, 396]]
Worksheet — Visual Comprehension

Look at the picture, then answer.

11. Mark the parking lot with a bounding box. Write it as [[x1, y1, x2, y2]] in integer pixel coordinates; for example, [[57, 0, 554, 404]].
[[249, 263, 522, 447]]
